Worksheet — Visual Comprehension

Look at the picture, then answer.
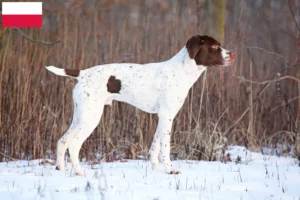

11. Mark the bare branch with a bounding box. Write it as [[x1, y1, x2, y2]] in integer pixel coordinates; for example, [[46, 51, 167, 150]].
[[241, 46, 285, 59], [12, 28, 60, 45], [288, 0, 300, 32], [0, 18, 60, 45], [270, 96, 300, 113], [224, 62, 300, 136], [234, 75, 300, 85]]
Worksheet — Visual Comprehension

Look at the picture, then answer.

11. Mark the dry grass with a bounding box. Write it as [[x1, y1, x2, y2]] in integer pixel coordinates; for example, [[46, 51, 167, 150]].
[[0, 0, 299, 162]]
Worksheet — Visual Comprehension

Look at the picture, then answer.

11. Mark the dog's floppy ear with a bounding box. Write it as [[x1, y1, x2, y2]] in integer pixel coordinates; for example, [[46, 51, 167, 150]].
[[186, 35, 205, 59]]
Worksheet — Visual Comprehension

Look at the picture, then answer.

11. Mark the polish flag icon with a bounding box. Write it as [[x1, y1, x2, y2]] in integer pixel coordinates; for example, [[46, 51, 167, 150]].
[[2, 2, 42, 28]]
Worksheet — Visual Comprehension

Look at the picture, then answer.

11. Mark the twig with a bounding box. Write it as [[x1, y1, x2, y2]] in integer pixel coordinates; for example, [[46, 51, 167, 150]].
[[224, 62, 300, 136], [0, 19, 59, 45], [239, 46, 285, 59], [238, 168, 243, 182], [234, 75, 300, 85], [224, 80, 271, 136], [288, 0, 300, 32], [270, 96, 300, 113], [12, 28, 60, 45]]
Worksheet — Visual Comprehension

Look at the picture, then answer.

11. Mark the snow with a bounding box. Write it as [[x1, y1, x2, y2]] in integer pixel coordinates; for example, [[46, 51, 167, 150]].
[[0, 146, 299, 200]]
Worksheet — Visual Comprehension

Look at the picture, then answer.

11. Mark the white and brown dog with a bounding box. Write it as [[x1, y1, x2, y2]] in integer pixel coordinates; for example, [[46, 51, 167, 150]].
[[46, 35, 235, 175]]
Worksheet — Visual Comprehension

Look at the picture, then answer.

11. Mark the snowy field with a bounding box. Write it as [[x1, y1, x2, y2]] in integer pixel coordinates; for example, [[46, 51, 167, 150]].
[[0, 146, 299, 200]]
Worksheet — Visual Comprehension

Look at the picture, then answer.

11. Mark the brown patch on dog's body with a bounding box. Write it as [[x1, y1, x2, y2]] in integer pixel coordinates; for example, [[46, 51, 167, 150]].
[[65, 69, 80, 77], [107, 76, 121, 93], [186, 35, 224, 66]]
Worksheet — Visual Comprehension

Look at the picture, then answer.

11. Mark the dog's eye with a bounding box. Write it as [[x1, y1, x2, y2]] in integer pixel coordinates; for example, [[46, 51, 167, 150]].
[[211, 44, 219, 50]]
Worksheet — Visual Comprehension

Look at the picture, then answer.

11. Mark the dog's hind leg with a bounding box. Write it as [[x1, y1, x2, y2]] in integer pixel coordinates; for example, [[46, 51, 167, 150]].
[[67, 90, 107, 175], [68, 115, 104, 176], [56, 124, 80, 171], [56, 85, 84, 171], [56, 83, 108, 175], [68, 113, 103, 176]]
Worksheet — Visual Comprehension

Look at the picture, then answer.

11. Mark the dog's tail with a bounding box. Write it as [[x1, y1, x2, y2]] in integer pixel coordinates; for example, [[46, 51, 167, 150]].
[[45, 66, 80, 79]]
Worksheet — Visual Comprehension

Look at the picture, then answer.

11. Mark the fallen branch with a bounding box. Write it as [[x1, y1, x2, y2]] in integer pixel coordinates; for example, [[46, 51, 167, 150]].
[[0, 151, 18, 161]]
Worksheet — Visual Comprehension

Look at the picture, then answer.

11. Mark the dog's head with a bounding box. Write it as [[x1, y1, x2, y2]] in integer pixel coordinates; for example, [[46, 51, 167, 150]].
[[186, 35, 235, 67]]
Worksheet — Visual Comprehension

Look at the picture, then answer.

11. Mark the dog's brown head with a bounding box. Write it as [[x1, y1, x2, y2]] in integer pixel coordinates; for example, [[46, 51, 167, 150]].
[[186, 35, 235, 67]]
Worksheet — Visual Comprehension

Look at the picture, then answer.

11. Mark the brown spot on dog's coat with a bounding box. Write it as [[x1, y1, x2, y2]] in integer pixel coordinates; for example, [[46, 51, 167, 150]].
[[65, 69, 80, 77], [107, 76, 121, 93]]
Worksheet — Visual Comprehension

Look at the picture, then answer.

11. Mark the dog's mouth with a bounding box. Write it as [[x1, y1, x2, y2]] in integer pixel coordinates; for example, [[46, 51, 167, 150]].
[[224, 51, 236, 66], [215, 51, 236, 67]]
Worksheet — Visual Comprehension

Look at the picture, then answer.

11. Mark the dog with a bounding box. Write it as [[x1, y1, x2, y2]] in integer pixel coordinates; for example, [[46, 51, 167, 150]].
[[46, 35, 235, 175]]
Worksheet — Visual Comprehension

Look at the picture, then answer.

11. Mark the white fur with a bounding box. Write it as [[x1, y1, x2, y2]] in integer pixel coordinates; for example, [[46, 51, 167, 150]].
[[220, 47, 232, 66], [46, 46, 231, 175]]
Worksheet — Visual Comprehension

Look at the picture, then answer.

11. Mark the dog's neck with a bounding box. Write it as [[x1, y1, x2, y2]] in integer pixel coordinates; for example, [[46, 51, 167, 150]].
[[166, 46, 207, 87], [169, 46, 207, 75]]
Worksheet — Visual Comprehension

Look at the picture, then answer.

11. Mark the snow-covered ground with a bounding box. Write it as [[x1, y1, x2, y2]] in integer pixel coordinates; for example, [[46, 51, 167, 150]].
[[0, 146, 299, 200]]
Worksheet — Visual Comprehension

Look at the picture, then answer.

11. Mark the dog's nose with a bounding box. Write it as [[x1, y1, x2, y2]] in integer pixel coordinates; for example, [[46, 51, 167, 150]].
[[228, 52, 236, 61], [228, 52, 236, 60]]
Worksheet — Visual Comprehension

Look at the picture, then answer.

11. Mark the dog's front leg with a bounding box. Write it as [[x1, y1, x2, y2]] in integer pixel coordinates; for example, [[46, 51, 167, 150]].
[[158, 117, 173, 173], [149, 128, 160, 170], [152, 114, 180, 174], [149, 116, 172, 171]]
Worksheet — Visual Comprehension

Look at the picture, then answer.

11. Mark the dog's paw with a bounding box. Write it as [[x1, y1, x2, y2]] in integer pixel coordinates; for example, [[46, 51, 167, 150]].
[[75, 169, 86, 176], [55, 166, 67, 171], [168, 169, 181, 175], [151, 162, 159, 170]]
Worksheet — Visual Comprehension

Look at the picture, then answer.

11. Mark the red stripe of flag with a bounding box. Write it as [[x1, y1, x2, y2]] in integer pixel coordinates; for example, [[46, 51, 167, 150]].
[[2, 15, 42, 28]]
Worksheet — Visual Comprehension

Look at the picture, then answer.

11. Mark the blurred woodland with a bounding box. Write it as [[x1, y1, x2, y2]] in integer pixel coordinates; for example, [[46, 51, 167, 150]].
[[0, 0, 300, 162]]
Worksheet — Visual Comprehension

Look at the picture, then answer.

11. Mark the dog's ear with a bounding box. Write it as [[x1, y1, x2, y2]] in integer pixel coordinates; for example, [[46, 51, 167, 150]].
[[186, 35, 205, 59]]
